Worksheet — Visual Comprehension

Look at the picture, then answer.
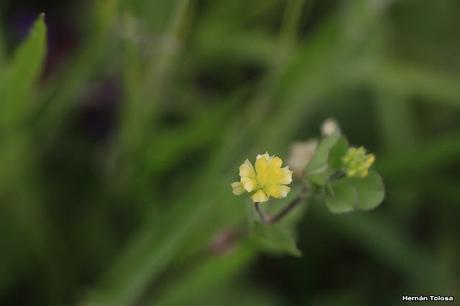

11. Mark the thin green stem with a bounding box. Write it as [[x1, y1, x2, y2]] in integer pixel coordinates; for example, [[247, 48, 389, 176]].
[[253, 184, 309, 225], [255, 203, 268, 224], [267, 184, 309, 224]]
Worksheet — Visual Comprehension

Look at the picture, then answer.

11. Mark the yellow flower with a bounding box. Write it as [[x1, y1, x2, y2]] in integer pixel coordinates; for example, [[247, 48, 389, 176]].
[[342, 147, 375, 178], [231, 153, 293, 203]]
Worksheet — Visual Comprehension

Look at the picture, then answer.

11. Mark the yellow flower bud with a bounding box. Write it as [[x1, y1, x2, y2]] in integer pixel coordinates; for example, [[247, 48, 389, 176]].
[[231, 153, 293, 203], [342, 146, 375, 178], [231, 182, 245, 195]]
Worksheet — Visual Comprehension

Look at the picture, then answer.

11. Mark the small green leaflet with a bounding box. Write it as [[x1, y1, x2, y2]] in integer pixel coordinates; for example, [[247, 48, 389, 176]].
[[325, 171, 385, 213], [305, 132, 348, 186], [251, 222, 302, 257]]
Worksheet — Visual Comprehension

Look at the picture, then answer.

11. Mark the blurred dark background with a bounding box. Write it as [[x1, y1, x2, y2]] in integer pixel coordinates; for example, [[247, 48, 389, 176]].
[[1, 0, 460, 305]]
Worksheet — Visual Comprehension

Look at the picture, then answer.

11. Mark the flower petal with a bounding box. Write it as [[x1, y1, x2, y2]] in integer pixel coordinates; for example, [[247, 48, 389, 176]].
[[231, 182, 245, 195], [251, 190, 268, 203], [239, 159, 256, 178], [265, 184, 281, 198], [271, 156, 283, 168], [256, 152, 270, 160], [265, 184, 291, 198], [278, 185, 290, 198], [241, 177, 257, 192], [255, 156, 269, 185], [278, 166, 293, 184]]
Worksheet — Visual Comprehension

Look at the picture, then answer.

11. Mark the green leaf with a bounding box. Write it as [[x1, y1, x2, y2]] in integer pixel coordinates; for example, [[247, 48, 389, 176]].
[[305, 132, 340, 186], [0, 14, 47, 126], [325, 171, 385, 213], [305, 132, 340, 173], [349, 171, 385, 210], [251, 223, 301, 257], [325, 179, 357, 213], [329, 136, 349, 170], [307, 171, 329, 186]]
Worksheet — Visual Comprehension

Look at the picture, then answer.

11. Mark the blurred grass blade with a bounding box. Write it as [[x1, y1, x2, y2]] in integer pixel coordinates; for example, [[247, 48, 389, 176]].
[[318, 209, 443, 290], [150, 245, 255, 306], [0, 13, 47, 127], [117, 0, 192, 155], [36, 0, 118, 140], [280, 0, 308, 47], [374, 88, 418, 151], [373, 60, 460, 108], [378, 130, 460, 182], [0, 13, 52, 296], [0, 26, 4, 67]]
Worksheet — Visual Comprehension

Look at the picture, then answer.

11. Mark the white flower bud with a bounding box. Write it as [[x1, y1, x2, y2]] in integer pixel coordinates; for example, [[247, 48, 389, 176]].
[[321, 118, 340, 136], [288, 139, 318, 178]]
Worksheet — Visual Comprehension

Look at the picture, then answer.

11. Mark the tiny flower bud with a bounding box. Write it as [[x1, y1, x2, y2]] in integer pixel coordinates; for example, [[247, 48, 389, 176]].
[[288, 140, 318, 178], [321, 118, 340, 136], [231, 182, 245, 195]]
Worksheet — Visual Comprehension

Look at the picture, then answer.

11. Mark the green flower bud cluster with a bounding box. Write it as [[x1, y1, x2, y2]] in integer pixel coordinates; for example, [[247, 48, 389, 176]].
[[342, 147, 375, 178]]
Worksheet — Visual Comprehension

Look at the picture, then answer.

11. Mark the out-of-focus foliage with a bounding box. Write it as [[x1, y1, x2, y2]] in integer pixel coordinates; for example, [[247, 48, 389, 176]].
[[0, 0, 459, 305]]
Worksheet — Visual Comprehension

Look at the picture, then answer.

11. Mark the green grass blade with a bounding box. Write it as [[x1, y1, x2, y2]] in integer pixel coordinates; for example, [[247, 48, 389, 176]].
[[0, 13, 47, 127]]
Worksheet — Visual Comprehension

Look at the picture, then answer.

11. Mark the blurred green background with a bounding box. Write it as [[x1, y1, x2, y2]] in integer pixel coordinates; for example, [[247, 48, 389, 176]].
[[1, 0, 460, 305]]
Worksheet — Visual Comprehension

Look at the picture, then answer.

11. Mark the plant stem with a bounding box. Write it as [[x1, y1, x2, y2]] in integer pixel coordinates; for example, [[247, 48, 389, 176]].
[[255, 203, 267, 224], [268, 185, 309, 224], [252, 185, 309, 225]]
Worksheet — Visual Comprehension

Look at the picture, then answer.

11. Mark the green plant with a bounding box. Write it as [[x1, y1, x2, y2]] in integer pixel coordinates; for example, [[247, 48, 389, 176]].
[[1, 0, 460, 305], [230, 120, 384, 257]]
